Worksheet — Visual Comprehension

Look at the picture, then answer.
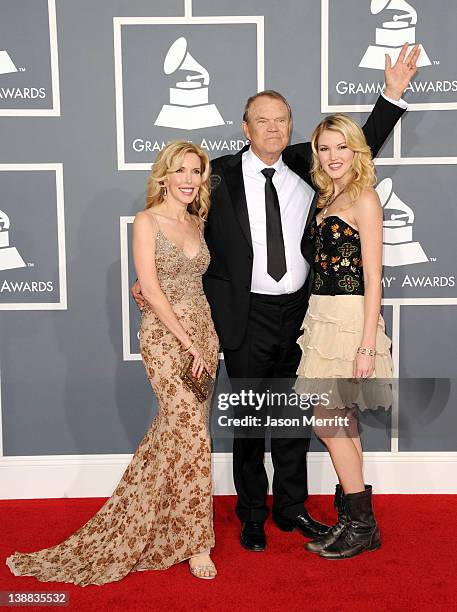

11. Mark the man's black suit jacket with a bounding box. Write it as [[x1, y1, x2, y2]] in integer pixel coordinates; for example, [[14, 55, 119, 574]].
[[202, 95, 405, 351]]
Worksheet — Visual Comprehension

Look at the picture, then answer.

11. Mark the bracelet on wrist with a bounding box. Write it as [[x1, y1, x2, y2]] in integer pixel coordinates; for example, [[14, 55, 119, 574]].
[[181, 342, 194, 354], [357, 346, 376, 357]]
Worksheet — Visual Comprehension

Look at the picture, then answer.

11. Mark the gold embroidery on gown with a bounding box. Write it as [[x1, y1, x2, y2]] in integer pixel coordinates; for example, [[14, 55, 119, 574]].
[[6, 217, 219, 586]]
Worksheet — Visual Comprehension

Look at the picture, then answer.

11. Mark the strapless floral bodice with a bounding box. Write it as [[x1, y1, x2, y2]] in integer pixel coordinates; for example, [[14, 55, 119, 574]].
[[310, 215, 364, 296]]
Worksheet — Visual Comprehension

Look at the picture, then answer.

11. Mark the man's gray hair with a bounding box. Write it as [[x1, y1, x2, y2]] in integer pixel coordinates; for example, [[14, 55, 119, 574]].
[[242, 90, 292, 123]]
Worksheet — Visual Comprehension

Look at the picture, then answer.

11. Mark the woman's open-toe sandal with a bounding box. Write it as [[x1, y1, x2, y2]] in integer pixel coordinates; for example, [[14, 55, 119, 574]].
[[188, 556, 217, 580]]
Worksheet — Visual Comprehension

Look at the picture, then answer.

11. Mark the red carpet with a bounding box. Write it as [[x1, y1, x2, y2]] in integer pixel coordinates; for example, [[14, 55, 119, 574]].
[[0, 495, 455, 611]]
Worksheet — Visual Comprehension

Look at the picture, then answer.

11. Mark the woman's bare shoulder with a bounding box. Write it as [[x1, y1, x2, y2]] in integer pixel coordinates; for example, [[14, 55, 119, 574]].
[[353, 187, 381, 212], [133, 210, 159, 235], [134, 209, 157, 222]]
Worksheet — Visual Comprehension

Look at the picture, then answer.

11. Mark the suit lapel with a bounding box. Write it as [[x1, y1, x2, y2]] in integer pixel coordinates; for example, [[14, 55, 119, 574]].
[[283, 147, 319, 232], [284, 156, 307, 181], [305, 190, 319, 230], [224, 148, 253, 250], [282, 144, 309, 182]]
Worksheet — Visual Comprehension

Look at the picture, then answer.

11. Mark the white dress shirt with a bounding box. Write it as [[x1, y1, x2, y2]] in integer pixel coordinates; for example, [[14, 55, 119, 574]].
[[242, 148, 315, 295]]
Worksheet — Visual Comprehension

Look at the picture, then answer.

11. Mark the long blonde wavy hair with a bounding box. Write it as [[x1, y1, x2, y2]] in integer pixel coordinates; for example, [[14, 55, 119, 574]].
[[145, 140, 211, 222], [310, 113, 376, 209]]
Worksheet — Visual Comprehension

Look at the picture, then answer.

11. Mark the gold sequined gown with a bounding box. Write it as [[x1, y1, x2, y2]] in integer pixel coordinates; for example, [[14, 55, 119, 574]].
[[6, 218, 220, 586]]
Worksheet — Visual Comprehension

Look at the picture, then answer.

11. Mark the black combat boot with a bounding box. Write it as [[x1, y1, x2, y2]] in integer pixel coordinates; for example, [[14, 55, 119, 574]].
[[305, 484, 348, 553], [318, 485, 380, 559]]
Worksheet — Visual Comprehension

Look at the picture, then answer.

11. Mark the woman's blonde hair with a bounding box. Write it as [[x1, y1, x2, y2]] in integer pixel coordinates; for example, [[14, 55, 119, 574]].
[[310, 113, 376, 208], [145, 140, 211, 222]]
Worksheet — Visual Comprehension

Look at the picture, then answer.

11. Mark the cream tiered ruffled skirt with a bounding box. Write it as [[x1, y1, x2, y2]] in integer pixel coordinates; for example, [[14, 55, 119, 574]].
[[295, 294, 393, 411]]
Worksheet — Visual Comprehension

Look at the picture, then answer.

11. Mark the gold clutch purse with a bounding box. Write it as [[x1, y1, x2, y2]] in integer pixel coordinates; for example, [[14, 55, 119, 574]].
[[180, 354, 214, 402]]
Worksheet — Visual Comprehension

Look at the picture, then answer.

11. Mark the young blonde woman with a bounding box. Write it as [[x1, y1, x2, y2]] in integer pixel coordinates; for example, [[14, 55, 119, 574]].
[[6, 140, 219, 583], [295, 114, 393, 559]]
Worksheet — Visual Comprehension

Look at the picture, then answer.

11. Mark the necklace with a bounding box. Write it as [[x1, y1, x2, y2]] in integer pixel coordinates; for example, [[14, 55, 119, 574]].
[[319, 188, 347, 222]]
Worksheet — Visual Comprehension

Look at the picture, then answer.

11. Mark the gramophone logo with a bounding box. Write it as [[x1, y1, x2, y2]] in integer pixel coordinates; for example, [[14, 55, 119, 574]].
[[0, 50, 18, 75], [359, 0, 432, 70], [154, 37, 225, 130], [0, 209, 26, 271], [377, 178, 428, 267]]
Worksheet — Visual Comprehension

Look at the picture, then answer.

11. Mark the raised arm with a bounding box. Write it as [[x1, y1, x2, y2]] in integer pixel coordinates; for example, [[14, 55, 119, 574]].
[[362, 43, 421, 158]]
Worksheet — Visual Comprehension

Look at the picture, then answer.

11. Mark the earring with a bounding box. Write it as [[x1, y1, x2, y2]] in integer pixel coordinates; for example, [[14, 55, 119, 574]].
[[160, 184, 167, 199]]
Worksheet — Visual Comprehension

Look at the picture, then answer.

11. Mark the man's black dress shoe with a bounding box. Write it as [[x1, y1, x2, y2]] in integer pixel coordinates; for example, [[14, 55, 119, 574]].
[[273, 508, 331, 539], [240, 521, 266, 551]]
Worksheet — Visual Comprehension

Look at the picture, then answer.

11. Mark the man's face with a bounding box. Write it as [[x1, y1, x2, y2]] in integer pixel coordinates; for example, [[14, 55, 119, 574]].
[[242, 96, 291, 161]]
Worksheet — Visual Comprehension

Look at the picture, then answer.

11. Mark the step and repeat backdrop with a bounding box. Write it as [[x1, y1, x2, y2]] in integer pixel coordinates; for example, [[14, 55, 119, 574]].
[[1, 1, 456, 496]]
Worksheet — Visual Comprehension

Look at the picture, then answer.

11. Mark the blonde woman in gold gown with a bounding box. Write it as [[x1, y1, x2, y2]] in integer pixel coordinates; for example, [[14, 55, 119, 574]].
[[6, 140, 220, 584]]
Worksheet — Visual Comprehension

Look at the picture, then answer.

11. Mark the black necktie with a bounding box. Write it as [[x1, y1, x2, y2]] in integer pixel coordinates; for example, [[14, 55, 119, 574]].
[[261, 168, 287, 282]]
